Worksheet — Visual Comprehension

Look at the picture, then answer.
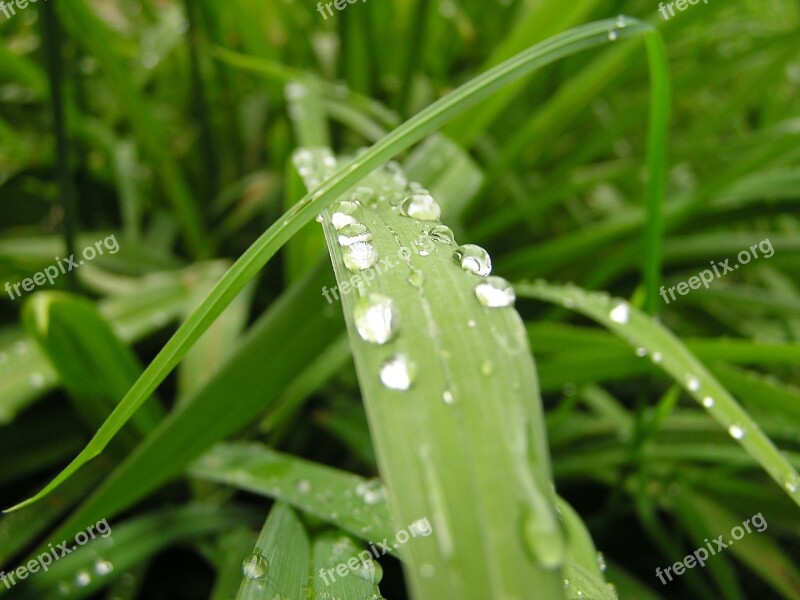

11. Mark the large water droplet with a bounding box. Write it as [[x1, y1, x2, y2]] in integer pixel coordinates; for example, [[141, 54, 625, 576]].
[[379, 354, 415, 390], [427, 224, 455, 245], [338, 223, 372, 246], [352, 559, 383, 584], [454, 244, 492, 276], [343, 242, 379, 272], [243, 553, 270, 580], [331, 201, 360, 230], [609, 302, 630, 324], [521, 510, 565, 569], [354, 294, 397, 345], [728, 424, 746, 440], [475, 277, 516, 308], [401, 192, 441, 221]]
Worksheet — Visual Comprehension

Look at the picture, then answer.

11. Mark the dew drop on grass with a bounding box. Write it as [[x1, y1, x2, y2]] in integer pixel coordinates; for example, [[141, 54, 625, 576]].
[[401, 192, 441, 221], [343, 242, 379, 272], [608, 30, 618, 41], [408, 269, 425, 288], [597, 551, 607, 572], [379, 354, 415, 390], [352, 559, 383, 584], [467, 319, 477, 328], [616, 14, 627, 27], [651, 351, 663, 363], [454, 244, 492, 276], [563, 579, 570, 588], [75, 570, 91, 587], [728, 424, 746, 440], [356, 478, 386, 504], [443, 390, 455, 405], [475, 277, 516, 308], [427, 224, 455, 245], [331, 201, 360, 230], [609, 301, 630, 324], [686, 376, 700, 392], [242, 553, 270, 580], [94, 560, 114, 576], [338, 223, 372, 246], [419, 564, 436, 578], [702, 396, 715, 408], [784, 474, 799, 494], [521, 510, 565, 569], [354, 294, 397, 345], [296, 479, 312, 493]]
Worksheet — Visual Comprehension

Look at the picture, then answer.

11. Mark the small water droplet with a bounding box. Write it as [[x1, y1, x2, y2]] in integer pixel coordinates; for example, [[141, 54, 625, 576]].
[[609, 301, 630, 324], [728, 424, 746, 440], [454, 244, 492, 276], [242, 553, 270, 580], [651, 351, 663, 363], [467, 319, 477, 328], [563, 578, 570, 587], [314, 214, 323, 223], [784, 474, 799, 493], [343, 242, 379, 272], [702, 396, 715, 408], [354, 294, 397, 345], [379, 354, 415, 390], [608, 30, 618, 41], [419, 564, 436, 578], [331, 200, 360, 230], [427, 224, 455, 245], [94, 560, 113, 576], [635, 347, 647, 357], [596, 551, 607, 572], [686, 376, 700, 392], [616, 15, 627, 27], [338, 223, 372, 246], [297, 479, 312, 493], [407, 269, 425, 288], [401, 192, 441, 221], [443, 390, 455, 405], [475, 277, 516, 308], [356, 478, 386, 504], [75, 570, 91, 587]]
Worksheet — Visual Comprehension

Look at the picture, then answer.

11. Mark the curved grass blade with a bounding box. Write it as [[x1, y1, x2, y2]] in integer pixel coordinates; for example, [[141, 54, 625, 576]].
[[517, 280, 800, 508], [6, 17, 667, 512]]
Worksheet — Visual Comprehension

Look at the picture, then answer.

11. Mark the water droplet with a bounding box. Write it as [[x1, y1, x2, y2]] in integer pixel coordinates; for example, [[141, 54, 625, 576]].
[[409, 518, 433, 536], [616, 14, 627, 27], [651, 351, 663, 363], [419, 564, 436, 578], [352, 559, 383, 584], [343, 242, 379, 272], [443, 390, 455, 405], [401, 192, 441, 221], [480, 360, 494, 376], [379, 354, 415, 390], [427, 224, 455, 245], [454, 244, 492, 276], [297, 479, 312, 493], [314, 214, 323, 223], [635, 347, 647, 357], [354, 294, 397, 345], [728, 424, 746, 440], [596, 551, 607, 572], [686, 376, 700, 392], [609, 301, 630, 324], [356, 478, 386, 504], [467, 319, 477, 328], [94, 560, 113, 576], [475, 277, 516, 308], [331, 201, 360, 230], [29, 372, 45, 388], [242, 553, 270, 580], [408, 269, 425, 288], [702, 396, 715, 408], [338, 223, 372, 246], [521, 510, 565, 569], [563, 578, 570, 587], [75, 570, 91, 587], [608, 30, 618, 41], [784, 474, 799, 493]]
